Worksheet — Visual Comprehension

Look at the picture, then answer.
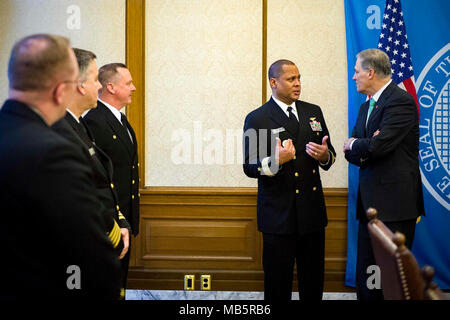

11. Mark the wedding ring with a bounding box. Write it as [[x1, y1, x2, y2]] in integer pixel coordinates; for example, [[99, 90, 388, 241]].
[[314, 152, 317, 156]]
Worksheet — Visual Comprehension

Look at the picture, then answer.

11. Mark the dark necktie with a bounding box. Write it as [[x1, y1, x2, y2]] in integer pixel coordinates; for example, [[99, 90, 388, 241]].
[[78, 117, 89, 137], [76, 117, 93, 146], [121, 113, 128, 129], [287, 106, 298, 121], [121, 113, 133, 143], [287, 106, 299, 134]]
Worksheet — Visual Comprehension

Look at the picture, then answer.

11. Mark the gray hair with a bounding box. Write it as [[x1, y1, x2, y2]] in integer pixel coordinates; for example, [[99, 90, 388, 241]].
[[357, 49, 392, 78], [73, 48, 96, 81], [98, 63, 127, 90]]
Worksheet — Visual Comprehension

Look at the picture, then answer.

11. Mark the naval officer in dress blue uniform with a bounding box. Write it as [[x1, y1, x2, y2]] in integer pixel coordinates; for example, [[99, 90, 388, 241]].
[[243, 59, 336, 300]]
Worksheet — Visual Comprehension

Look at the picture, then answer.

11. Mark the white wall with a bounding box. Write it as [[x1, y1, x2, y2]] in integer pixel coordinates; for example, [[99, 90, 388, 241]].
[[0, 0, 126, 102]]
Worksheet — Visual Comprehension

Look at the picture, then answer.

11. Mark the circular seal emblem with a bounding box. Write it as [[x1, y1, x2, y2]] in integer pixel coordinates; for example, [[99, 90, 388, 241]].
[[416, 43, 450, 210]]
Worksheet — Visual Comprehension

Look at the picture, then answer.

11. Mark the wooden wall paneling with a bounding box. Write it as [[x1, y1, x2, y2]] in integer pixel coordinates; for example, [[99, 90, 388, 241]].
[[128, 188, 353, 292], [323, 188, 351, 291], [126, 0, 145, 190], [136, 187, 261, 271]]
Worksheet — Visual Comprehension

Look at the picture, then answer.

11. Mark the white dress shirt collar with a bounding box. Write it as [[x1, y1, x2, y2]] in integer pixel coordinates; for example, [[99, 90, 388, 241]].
[[97, 98, 123, 123], [97, 99, 133, 143], [272, 96, 298, 121], [372, 79, 392, 102], [66, 108, 80, 123]]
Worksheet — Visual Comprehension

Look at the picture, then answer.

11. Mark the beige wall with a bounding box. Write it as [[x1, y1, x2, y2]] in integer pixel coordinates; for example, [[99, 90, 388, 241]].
[[145, 0, 262, 187], [267, 0, 348, 188], [0, 0, 126, 102], [145, 0, 348, 187]]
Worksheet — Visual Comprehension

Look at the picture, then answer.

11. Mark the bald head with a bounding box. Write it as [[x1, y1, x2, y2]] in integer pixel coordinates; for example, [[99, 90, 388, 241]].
[[7, 34, 79, 125], [8, 34, 76, 91]]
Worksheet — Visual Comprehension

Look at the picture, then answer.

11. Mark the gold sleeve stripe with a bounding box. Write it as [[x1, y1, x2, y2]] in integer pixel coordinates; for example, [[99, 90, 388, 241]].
[[118, 211, 126, 220], [112, 232, 121, 248], [108, 221, 121, 248], [330, 150, 336, 165], [107, 230, 118, 248], [112, 222, 121, 246]]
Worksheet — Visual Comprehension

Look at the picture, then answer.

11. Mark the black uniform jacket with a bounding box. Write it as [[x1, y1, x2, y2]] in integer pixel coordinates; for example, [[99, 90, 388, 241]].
[[84, 101, 140, 235], [0, 99, 121, 299], [53, 113, 131, 254], [243, 98, 336, 235]]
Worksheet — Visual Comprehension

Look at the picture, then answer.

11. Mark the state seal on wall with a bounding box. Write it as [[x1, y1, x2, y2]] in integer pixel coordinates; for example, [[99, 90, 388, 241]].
[[416, 43, 450, 210]]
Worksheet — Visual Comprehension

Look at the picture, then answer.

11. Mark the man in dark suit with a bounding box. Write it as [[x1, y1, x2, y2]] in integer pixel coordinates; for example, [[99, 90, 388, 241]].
[[243, 59, 336, 300], [0, 34, 121, 299], [52, 49, 130, 266], [83, 63, 139, 293], [344, 48, 425, 300]]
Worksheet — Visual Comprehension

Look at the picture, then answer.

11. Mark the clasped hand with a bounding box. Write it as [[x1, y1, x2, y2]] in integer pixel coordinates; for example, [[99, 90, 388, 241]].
[[119, 228, 129, 260], [343, 130, 379, 153], [276, 138, 296, 165]]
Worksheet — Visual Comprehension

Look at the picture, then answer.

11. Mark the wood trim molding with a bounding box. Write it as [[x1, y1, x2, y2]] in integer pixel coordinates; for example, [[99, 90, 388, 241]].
[[126, 0, 146, 189], [126, 0, 145, 267], [139, 186, 347, 197]]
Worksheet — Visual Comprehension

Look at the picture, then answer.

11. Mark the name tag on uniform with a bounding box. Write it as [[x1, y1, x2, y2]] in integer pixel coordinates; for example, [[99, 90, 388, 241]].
[[309, 118, 322, 131], [271, 127, 286, 134], [88, 147, 96, 156]]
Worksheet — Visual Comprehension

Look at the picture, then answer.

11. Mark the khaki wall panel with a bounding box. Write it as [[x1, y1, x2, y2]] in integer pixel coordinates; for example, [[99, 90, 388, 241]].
[[266, 0, 348, 188], [129, 187, 353, 292], [145, 0, 262, 187]]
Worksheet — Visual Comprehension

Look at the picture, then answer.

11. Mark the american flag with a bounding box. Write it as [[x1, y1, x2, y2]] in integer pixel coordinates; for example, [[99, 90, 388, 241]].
[[377, 0, 420, 114]]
